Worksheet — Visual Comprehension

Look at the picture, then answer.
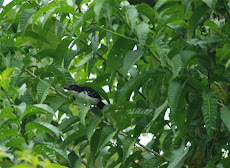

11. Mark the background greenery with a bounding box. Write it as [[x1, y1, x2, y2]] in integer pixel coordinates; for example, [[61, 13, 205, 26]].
[[0, 0, 230, 167]]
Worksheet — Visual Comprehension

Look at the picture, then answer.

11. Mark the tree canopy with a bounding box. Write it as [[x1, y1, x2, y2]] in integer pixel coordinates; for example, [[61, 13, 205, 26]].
[[0, 0, 230, 167]]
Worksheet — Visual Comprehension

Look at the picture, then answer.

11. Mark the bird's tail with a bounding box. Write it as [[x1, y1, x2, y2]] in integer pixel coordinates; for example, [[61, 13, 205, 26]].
[[97, 101, 105, 110]]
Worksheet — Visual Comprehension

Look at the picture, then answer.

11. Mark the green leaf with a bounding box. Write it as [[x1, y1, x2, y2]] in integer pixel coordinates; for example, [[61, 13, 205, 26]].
[[36, 142, 70, 165], [171, 54, 183, 79], [90, 33, 99, 55], [123, 50, 144, 75], [202, 91, 218, 137], [14, 31, 52, 46], [94, 0, 104, 22], [135, 22, 149, 49], [168, 144, 189, 168], [26, 121, 61, 138], [32, 3, 59, 28], [0, 0, 3, 7], [0, 68, 16, 90], [58, 116, 79, 132], [225, 59, 230, 69], [116, 70, 161, 102], [70, 16, 83, 37], [128, 108, 154, 116], [0, 0, 26, 21], [0, 106, 16, 120], [55, 38, 73, 65], [75, 53, 93, 67], [122, 136, 136, 164], [168, 81, 182, 113], [203, 0, 217, 9], [50, 96, 69, 112], [78, 102, 90, 126], [220, 107, 230, 131], [46, 64, 75, 85], [0, 128, 19, 137], [86, 114, 101, 142], [127, 5, 138, 30], [22, 104, 54, 120], [154, 34, 169, 66], [37, 79, 51, 104], [20, 8, 37, 37], [187, 3, 210, 41], [152, 99, 168, 121], [136, 3, 155, 24], [73, 158, 83, 168], [97, 125, 117, 152]]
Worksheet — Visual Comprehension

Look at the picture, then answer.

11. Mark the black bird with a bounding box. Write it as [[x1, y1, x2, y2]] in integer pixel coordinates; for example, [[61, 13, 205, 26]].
[[63, 85, 105, 110]]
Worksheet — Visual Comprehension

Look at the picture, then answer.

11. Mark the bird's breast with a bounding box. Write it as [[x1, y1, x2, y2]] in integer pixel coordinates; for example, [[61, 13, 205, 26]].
[[70, 90, 100, 105]]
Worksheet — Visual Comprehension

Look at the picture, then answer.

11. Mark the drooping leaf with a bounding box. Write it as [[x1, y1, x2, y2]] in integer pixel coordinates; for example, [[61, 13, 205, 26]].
[[127, 5, 138, 30], [168, 144, 189, 168], [35, 142, 70, 165], [187, 3, 210, 41], [90, 32, 99, 55], [86, 114, 102, 142], [122, 136, 136, 164], [25, 121, 61, 138], [135, 22, 149, 49], [50, 96, 69, 112], [203, 0, 217, 9], [171, 54, 183, 79], [168, 81, 182, 114], [37, 79, 51, 104], [75, 54, 93, 67], [22, 104, 54, 120], [123, 50, 144, 75], [32, 3, 59, 28], [78, 102, 90, 126], [55, 38, 73, 65], [97, 125, 117, 152], [94, 0, 104, 22], [0, 0, 26, 21], [58, 116, 79, 133], [128, 108, 154, 116], [154, 34, 169, 66], [202, 91, 218, 137], [220, 107, 230, 131], [0, 68, 16, 90], [152, 99, 168, 121], [20, 8, 37, 37], [116, 70, 162, 102], [136, 3, 155, 24]]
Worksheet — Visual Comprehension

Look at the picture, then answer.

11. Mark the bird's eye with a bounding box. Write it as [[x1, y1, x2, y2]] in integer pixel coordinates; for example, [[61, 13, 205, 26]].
[[71, 86, 74, 89]]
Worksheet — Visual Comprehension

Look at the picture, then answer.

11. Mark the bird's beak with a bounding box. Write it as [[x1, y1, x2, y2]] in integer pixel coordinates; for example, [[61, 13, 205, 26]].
[[63, 86, 70, 90]]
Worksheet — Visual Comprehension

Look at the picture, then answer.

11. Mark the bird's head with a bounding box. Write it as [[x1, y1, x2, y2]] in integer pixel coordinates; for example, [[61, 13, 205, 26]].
[[63, 85, 80, 91]]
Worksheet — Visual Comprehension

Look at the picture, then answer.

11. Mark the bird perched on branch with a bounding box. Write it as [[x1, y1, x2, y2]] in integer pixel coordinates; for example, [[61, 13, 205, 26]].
[[63, 85, 105, 110]]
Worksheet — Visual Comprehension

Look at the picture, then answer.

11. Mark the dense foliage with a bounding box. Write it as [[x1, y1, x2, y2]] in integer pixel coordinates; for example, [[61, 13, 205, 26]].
[[0, 0, 230, 167]]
